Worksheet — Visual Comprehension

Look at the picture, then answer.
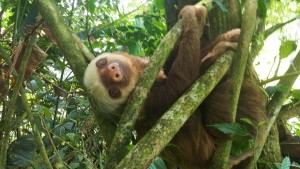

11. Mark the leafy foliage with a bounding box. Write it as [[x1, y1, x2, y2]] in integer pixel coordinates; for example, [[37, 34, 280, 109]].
[[0, 0, 300, 168], [279, 40, 297, 59], [278, 157, 291, 169], [208, 123, 249, 137], [0, 0, 166, 168]]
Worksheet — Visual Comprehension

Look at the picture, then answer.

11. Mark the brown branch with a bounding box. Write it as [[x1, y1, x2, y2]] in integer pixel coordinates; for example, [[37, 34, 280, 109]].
[[277, 102, 300, 121]]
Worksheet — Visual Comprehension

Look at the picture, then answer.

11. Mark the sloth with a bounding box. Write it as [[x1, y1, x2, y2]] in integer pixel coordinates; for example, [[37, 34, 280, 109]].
[[84, 5, 266, 169]]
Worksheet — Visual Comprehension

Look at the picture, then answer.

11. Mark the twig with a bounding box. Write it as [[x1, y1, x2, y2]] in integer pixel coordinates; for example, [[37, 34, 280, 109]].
[[261, 71, 300, 85]]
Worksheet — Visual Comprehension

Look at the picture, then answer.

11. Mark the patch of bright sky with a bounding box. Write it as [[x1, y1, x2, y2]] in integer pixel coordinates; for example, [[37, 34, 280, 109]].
[[255, 19, 300, 89], [255, 18, 300, 133]]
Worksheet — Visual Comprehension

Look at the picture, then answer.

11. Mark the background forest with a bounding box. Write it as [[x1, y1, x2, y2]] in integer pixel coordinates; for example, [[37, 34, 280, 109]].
[[0, 0, 300, 169]]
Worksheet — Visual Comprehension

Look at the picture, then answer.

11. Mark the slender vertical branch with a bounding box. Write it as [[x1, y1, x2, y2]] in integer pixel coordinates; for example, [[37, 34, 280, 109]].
[[11, 0, 21, 47], [0, 31, 52, 169], [19, 87, 53, 169], [209, 0, 258, 168], [246, 50, 300, 169]]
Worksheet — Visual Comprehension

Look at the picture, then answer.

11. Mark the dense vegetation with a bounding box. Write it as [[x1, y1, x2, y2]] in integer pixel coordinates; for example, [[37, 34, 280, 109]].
[[0, 0, 299, 168]]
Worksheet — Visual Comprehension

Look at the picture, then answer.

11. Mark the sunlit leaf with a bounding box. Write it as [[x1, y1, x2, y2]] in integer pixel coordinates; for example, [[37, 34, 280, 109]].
[[89, 0, 96, 14], [295, 130, 300, 136], [154, 0, 164, 11], [279, 40, 297, 58], [240, 118, 255, 126], [292, 90, 300, 100]]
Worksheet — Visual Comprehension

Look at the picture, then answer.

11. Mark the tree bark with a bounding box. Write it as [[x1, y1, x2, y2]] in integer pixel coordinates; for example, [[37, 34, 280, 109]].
[[105, 18, 183, 169], [116, 51, 234, 169]]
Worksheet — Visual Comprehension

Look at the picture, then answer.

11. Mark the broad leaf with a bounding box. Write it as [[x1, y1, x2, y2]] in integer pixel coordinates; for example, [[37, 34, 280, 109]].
[[208, 123, 249, 136], [279, 40, 297, 58]]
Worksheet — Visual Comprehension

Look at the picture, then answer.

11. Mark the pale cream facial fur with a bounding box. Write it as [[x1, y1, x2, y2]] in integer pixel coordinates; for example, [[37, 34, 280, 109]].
[[84, 53, 143, 113]]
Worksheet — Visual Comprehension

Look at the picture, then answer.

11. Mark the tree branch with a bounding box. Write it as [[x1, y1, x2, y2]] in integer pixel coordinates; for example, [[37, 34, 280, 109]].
[[210, 0, 258, 168], [116, 51, 234, 169], [104, 15, 183, 169], [35, 0, 117, 151], [277, 102, 300, 121], [0, 31, 53, 169], [247, 49, 300, 169], [260, 71, 300, 85], [35, 0, 88, 87], [264, 15, 300, 38], [105, 1, 215, 168]]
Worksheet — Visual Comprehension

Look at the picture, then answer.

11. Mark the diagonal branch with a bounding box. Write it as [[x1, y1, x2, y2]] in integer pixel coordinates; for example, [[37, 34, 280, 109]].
[[247, 49, 300, 169], [116, 51, 234, 169], [105, 1, 215, 168], [264, 15, 300, 38], [104, 15, 183, 169]]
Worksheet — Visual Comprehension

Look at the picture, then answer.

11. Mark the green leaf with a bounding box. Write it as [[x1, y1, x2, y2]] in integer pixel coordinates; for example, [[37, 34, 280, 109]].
[[76, 154, 84, 162], [7, 135, 41, 167], [275, 84, 289, 93], [240, 118, 255, 126], [292, 90, 300, 100], [43, 107, 52, 119], [148, 157, 167, 169], [258, 0, 267, 18], [231, 138, 254, 156], [279, 157, 290, 169], [154, 0, 164, 11], [89, 0, 96, 14], [265, 86, 276, 96], [66, 110, 79, 121], [295, 130, 300, 136], [258, 120, 266, 127], [207, 123, 249, 136], [126, 144, 134, 151], [66, 133, 76, 140], [128, 42, 144, 56], [69, 162, 80, 168], [279, 40, 297, 58]]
